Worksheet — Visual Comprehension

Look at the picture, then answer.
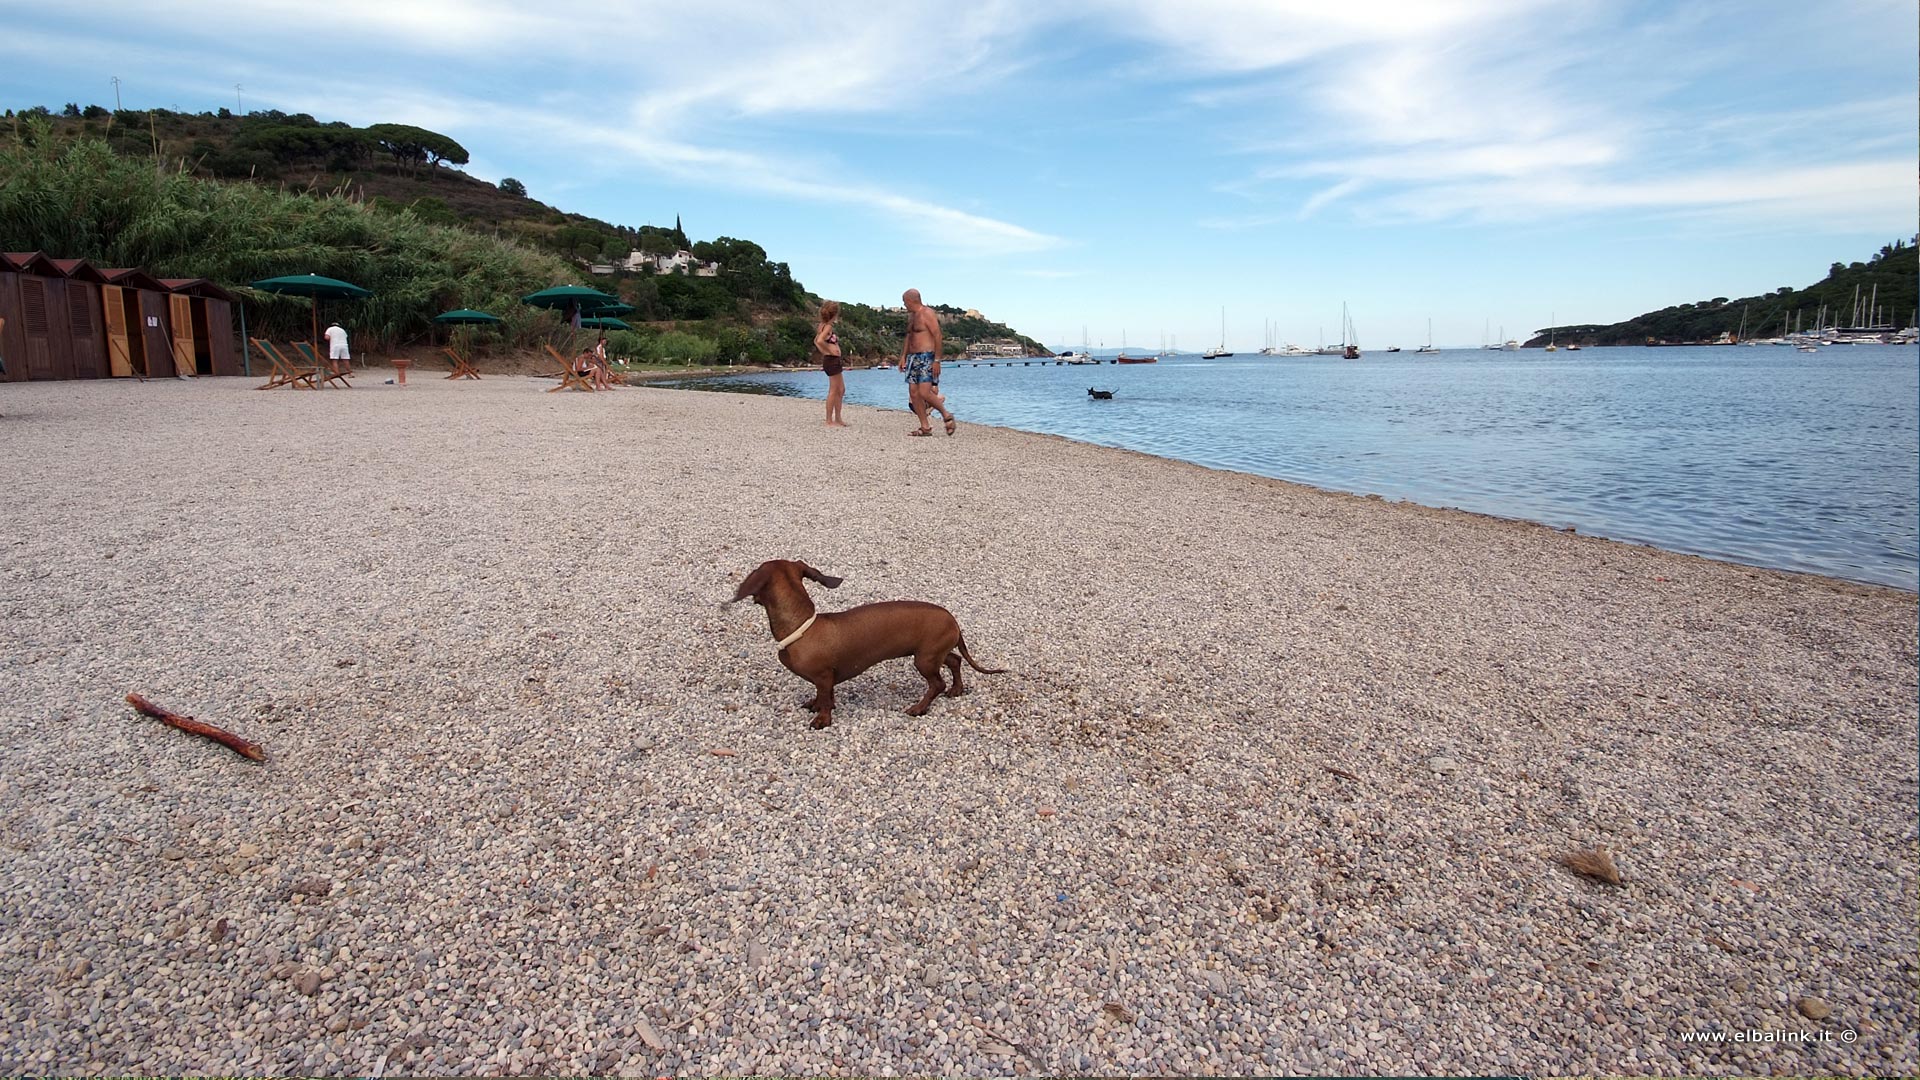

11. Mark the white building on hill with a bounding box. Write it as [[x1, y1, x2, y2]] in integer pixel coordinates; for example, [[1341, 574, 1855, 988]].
[[618, 249, 720, 276]]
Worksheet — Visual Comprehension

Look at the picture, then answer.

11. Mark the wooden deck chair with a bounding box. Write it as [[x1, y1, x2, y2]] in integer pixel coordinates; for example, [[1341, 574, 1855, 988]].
[[250, 338, 317, 390], [293, 340, 353, 389], [442, 345, 481, 380], [542, 343, 597, 392]]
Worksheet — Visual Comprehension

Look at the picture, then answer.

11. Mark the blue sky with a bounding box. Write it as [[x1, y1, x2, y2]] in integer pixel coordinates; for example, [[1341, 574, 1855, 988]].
[[4, 0, 1915, 350]]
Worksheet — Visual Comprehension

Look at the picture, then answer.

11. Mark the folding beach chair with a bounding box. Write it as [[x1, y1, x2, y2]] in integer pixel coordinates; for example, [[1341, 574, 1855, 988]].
[[250, 338, 318, 390], [443, 345, 481, 380], [293, 340, 353, 389], [542, 343, 597, 392]]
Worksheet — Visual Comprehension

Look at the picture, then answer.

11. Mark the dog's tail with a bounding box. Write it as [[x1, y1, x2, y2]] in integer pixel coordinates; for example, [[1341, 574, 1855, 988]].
[[955, 633, 1007, 674]]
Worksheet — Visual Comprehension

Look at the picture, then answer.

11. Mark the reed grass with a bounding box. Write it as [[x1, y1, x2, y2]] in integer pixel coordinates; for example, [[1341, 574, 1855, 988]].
[[0, 129, 585, 347]]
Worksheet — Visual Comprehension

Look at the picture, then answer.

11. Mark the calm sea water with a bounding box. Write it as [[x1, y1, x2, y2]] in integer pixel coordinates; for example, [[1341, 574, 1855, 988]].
[[657, 345, 1920, 590]]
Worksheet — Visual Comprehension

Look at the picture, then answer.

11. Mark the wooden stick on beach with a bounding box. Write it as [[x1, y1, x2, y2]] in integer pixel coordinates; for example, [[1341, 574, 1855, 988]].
[[126, 693, 266, 762]]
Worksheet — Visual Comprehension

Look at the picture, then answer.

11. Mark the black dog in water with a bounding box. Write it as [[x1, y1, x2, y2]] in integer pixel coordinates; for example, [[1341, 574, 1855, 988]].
[[1087, 387, 1114, 399]]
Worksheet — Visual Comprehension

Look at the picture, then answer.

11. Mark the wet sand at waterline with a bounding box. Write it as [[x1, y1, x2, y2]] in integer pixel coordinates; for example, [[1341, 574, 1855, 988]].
[[0, 371, 1913, 1076]]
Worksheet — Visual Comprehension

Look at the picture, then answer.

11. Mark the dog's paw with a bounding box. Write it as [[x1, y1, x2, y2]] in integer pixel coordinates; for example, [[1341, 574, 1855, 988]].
[[809, 715, 833, 730]]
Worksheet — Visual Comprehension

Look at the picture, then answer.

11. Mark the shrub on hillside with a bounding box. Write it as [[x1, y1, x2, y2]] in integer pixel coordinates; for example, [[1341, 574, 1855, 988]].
[[645, 331, 718, 365], [601, 329, 652, 363], [0, 128, 587, 348]]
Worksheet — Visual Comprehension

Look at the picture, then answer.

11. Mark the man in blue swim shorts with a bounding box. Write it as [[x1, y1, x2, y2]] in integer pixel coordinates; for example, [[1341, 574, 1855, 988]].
[[899, 288, 956, 436]]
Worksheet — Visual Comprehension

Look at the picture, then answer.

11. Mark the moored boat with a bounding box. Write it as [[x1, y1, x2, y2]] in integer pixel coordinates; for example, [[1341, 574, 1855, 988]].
[[1415, 318, 1439, 353], [1203, 308, 1233, 358]]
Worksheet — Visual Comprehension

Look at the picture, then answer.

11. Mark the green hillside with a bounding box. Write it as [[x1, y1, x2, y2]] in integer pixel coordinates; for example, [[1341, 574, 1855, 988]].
[[1530, 239, 1917, 347], [0, 104, 1046, 361]]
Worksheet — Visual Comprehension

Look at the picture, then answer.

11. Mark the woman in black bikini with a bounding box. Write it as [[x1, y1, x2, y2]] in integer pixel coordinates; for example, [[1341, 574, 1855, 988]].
[[815, 300, 848, 427]]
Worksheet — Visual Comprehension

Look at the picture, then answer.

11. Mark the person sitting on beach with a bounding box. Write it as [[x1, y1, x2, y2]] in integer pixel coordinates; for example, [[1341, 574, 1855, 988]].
[[591, 333, 614, 390]]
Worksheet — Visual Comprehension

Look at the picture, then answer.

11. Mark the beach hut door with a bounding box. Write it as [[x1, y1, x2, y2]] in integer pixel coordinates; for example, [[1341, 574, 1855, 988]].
[[102, 284, 133, 377], [168, 293, 198, 377]]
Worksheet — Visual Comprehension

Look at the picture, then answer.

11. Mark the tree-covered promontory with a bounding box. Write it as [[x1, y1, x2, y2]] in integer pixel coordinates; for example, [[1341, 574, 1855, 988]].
[[1528, 239, 1916, 347]]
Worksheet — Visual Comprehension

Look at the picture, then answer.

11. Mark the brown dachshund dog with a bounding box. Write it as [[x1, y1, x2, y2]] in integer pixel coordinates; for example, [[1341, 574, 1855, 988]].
[[728, 559, 1006, 729]]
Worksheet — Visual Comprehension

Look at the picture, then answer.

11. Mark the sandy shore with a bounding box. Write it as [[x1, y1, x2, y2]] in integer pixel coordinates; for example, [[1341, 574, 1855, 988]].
[[0, 370, 1913, 1077]]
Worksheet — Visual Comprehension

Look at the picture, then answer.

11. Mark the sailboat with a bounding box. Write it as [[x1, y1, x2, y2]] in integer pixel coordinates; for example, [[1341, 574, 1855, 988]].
[[1202, 308, 1234, 358], [1341, 303, 1360, 360], [1116, 330, 1155, 363], [1415, 318, 1439, 353], [1545, 312, 1558, 352]]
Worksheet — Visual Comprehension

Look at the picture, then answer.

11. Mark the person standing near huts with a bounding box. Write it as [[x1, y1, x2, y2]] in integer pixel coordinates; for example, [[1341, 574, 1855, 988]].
[[323, 320, 352, 378]]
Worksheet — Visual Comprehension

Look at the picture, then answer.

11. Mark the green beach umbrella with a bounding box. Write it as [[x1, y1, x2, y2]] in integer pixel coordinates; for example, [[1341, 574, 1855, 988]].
[[251, 273, 373, 351], [432, 308, 503, 325], [580, 316, 632, 331], [522, 284, 622, 329], [521, 284, 619, 307], [433, 308, 504, 358], [588, 301, 635, 317]]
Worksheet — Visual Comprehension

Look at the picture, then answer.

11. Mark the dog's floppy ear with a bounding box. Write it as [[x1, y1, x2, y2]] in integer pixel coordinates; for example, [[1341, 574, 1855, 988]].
[[801, 563, 843, 589], [729, 562, 775, 604]]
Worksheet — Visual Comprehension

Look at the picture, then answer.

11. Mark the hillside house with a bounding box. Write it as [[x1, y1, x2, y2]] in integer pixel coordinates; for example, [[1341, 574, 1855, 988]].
[[600, 249, 721, 276]]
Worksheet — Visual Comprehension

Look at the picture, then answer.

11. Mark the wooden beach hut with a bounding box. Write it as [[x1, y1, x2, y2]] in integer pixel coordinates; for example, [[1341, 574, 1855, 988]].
[[159, 279, 241, 377], [100, 268, 179, 378], [50, 259, 110, 379], [0, 252, 82, 382], [0, 255, 240, 381]]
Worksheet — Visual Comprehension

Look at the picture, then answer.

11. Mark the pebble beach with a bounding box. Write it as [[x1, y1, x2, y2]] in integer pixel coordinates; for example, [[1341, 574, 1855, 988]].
[[0, 369, 1914, 1076]]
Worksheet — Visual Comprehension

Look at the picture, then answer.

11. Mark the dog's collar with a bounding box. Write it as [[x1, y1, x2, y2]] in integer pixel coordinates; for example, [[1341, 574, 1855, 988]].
[[774, 613, 817, 651]]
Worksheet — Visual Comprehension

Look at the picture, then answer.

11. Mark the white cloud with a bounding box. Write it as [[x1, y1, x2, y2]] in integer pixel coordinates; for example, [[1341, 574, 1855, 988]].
[[137, 0, 556, 54], [1346, 159, 1916, 229], [1298, 178, 1366, 219], [1091, 0, 1553, 73], [1136, 0, 1914, 232], [13, 0, 1911, 249], [621, 1, 1037, 127], [30, 1, 1062, 256]]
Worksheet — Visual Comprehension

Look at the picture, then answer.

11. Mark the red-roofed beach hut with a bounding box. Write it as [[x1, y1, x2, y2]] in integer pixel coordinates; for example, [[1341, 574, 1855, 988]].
[[100, 268, 180, 378], [0, 254, 239, 381], [50, 258, 111, 379], [159, 279, 241, 376], [0, 252, 84, 381]]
